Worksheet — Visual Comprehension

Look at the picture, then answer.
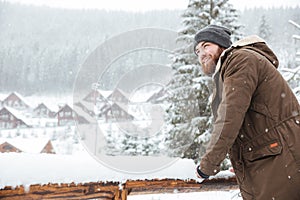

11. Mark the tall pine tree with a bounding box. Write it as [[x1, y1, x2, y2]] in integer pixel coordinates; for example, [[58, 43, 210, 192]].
[[258, 15, 272, 42], [280, 20, 300, 102], [165, 0, 242, 164]]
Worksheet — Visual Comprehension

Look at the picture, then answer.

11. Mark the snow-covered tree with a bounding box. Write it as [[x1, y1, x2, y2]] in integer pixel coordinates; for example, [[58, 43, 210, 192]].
[[104, 125, 120, 156], [119, 133, 162, 156], [165, 0, 242, 164], [280, 20, 300, 102], [258, 15, 272, 42]]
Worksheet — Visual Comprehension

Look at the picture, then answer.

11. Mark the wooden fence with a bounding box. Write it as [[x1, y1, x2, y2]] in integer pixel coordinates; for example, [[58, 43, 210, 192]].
[[0, 177, 238, 200]]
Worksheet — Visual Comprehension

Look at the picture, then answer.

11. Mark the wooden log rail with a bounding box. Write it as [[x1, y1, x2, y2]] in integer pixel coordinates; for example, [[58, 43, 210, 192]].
[[0, 177, 238, 200]]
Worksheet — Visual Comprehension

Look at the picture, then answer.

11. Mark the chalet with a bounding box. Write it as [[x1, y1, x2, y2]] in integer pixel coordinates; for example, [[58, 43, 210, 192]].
[[99, 102, 134, 122], [56, 104, 95, 126], [56, 104, 76, 126], [33, 103, 56, 118], [0, 141, 22, 153], [107, 88, 129, 104], [83, 90, 107, 103], [0, 106, 32, 129], [1, 92, 31, 110]]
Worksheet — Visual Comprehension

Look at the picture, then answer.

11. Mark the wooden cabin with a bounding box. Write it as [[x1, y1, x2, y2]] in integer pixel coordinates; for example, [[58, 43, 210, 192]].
[[107, 88, 129, 104], [99, 102, 134, 122], [33, 103, 56, 118], [56, 104, 76, 126], [56, 104, 95, 126], [83, 90, 107, 103], [0, 107, 32, 129], [1, 92, 30, 110]]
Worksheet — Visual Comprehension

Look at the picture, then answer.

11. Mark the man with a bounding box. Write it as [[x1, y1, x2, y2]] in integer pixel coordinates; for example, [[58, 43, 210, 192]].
[[194, 25, 300, 199]]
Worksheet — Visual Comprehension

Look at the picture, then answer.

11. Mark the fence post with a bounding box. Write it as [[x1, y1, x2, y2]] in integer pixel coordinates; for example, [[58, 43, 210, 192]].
[[121, 189, 128, 200]]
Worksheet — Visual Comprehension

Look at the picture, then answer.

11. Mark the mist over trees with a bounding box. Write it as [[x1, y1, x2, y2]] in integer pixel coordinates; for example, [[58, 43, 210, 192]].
[[0, 2, 299, 96], [0, 1, 181, 95], [239, 7, 300, 68]]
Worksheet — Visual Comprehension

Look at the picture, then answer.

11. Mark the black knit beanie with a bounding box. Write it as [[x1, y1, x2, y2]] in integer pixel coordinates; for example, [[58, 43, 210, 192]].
[[194, 25, 232, 53]]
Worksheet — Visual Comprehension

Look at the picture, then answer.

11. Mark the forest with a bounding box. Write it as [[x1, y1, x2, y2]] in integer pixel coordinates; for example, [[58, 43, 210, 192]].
[[0, 1, 299, 95]]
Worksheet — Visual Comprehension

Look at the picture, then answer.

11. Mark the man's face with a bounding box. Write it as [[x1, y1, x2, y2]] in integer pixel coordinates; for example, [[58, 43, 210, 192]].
[[195, 41, 224, 76]]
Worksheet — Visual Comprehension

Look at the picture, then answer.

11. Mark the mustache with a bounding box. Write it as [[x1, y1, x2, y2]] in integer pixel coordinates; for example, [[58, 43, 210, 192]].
[[200, 56, 210, 64]]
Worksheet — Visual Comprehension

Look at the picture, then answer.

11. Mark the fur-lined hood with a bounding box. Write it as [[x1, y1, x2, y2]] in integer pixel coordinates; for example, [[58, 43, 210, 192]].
[[214, 35, 279, 78]]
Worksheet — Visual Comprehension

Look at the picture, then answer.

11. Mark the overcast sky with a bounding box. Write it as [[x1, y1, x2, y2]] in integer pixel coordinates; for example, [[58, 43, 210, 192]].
[[4, 0, 300, 11]]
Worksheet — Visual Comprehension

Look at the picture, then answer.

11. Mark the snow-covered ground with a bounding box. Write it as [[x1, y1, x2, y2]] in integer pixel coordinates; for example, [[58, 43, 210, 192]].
[[0, 126, 84, 155], [128, 191, 241, 200], [0, 152, 241, 199], [0, 151, 236, 188], [0, 125, 240, 199]]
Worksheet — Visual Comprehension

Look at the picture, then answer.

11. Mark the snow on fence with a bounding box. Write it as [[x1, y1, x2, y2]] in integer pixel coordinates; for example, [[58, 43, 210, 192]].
[[0, 152, 239, 199], [0, 178, 238, 200]]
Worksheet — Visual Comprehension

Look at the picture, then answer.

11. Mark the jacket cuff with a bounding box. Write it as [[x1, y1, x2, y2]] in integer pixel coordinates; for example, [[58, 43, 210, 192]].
[[196, 166, 210, 179]]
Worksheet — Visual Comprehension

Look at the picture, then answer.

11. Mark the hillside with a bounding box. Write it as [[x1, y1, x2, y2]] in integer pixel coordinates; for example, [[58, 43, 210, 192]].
[[1, 2, 299, 95]]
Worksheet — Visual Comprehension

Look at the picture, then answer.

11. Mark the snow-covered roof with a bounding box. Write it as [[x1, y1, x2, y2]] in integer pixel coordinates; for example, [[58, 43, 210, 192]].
[[74, 100, 95, 113], [97, 89, 112, 99], [34, 102, 57, 113], [3, 92, 32, 108], [130, 87, 163, 103], [73, 104, 96, 123], [2, 106, 34, 126], [56, 104, 73, 113], [26, 95, 72, 112]]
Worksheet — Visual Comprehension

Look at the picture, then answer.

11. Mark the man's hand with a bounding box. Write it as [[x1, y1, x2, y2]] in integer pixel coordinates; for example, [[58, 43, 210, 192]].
[[197, 176, 205, 183], [196, 165, 209, 182]]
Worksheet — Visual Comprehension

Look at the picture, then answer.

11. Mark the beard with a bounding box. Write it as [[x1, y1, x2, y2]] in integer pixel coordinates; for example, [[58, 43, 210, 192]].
[[200, 47, 223, 76], [201, 58, 217, 76]]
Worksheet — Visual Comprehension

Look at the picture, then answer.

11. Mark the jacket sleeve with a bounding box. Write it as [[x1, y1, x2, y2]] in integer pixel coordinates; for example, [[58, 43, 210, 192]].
[[200, 49, 260, 175]]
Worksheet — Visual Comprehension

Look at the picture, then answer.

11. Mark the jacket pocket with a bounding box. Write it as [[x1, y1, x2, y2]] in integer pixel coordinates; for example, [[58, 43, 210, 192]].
[[243, 140, 282, 162], [249, 102, 275, 121]]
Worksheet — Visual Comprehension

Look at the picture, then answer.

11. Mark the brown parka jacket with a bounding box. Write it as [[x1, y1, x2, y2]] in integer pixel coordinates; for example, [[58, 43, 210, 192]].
[[199, 35, 300, 199]]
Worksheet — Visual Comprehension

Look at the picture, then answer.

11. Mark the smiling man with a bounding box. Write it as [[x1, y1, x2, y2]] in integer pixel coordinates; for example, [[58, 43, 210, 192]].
[[194, 25, 231, 76], [194, 25, 300, 199]]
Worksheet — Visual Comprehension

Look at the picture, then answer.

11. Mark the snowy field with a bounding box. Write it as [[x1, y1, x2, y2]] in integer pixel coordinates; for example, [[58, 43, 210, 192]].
[[0, 151, 236, 187], [0, 152, 241, 199], [0, 124, 241, 199], [128, 191, 241, 200]]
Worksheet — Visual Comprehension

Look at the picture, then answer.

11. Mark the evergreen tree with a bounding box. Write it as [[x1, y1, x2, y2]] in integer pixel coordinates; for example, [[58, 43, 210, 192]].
[[258, 15, 272, 42], [104, 123, 121, 155], [281, 20, 300, 102], [165, 0, 242, 164], [121, 134, 139, 156], [119, 131, 162, 156]]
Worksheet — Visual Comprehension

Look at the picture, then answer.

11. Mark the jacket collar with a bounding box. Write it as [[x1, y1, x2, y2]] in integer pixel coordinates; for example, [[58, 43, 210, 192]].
[[232, 35, 265, 47], [213, 35, 265, 79]]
